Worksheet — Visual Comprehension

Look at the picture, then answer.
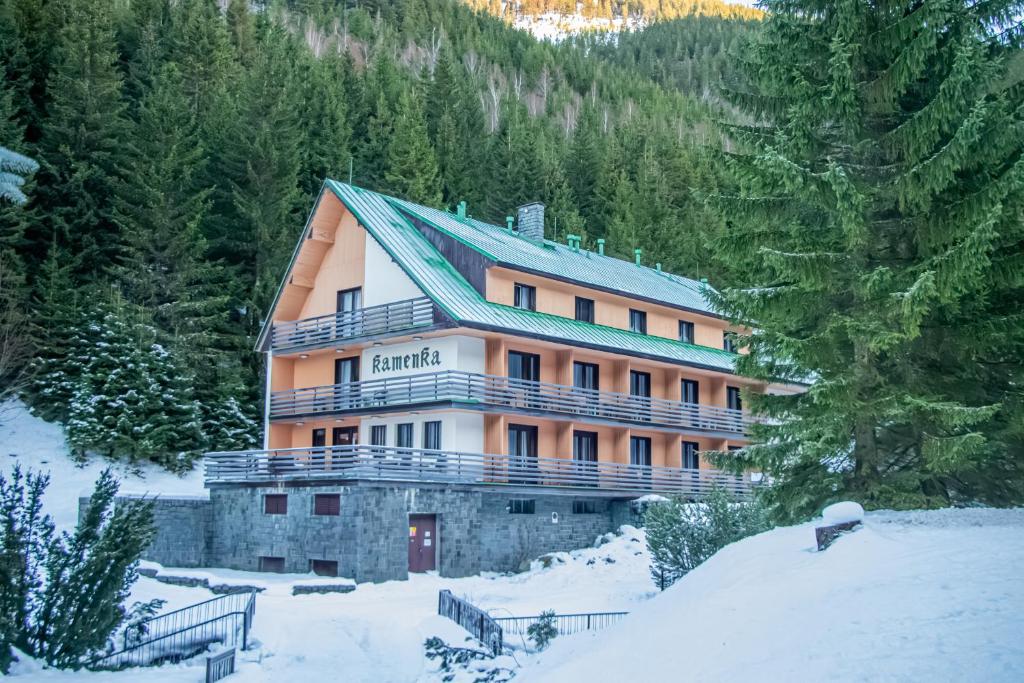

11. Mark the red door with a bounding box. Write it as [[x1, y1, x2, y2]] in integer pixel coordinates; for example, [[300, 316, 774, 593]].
[[408, 514, 437, 573]]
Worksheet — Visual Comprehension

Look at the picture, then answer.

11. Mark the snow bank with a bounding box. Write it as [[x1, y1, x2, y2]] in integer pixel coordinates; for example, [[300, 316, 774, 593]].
[[822, 500, 864, 524], [0, 400, 205, 530], [517, 508, 1024, 682]]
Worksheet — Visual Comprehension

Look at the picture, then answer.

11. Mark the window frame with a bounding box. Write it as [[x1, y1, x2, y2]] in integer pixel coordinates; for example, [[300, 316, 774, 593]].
[[682, 441, 700, 469], [572, 500, 598, 514], [336, 287, 362, 313], [264, 494, 288, 515], [574, 296, 595, 323], [508, 499, 536, 514], [723, 331, 738, 353], [258, 556, 286, 573], [396, 423, 414, 449], [313, 493, 341, 516], [727, 386, 743, 412], [423, 420, 442, 451], [678, 320, 695, 344], [513, 283, 537, 311], [310, 559, 339, 577], [629, 309, 648, 335]]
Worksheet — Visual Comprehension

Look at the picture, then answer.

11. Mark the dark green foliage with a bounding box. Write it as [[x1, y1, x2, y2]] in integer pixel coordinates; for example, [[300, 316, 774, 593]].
[[0, 468, 155, 671], [526, 610, 557, 651], [424, 636, 515, 682], [709, 0, 1024, 522], [645, 487, 768, 590]]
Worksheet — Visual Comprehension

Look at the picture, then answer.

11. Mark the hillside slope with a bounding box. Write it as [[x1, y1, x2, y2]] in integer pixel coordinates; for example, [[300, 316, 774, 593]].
[[518, 508, 1024, 682]]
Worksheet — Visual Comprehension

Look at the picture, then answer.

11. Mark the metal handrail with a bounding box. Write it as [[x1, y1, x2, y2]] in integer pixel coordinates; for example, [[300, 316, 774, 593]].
[[493, 611, 628, 637], [269, 370, 754, 435], [203, 445, 751, 497], [270, 296, 435, 352]]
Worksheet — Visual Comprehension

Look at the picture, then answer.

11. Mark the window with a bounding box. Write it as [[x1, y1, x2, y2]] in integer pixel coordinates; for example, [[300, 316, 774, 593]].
[[336, 287, 362, 313], [575, 297, 595, 323], [508, 424, 538, 484], [679, 320, 695, 344], [508, 351, 540, 382], [334, 357, 359, 383], [310, 559, 339, 577], [370, 424, 387, 453], [423, 421, 442, 450], [723, 332, 738, 353], [332, 426, 357, 446], [311, 429, 326, 448], [630, 436, 652, 467], [630, 370, 651, 398], [681, 379, 700, 404], [629, 309, 647, 334], [682, 441, 700, 469], [572, 430, 598, 463], [508, 499, 536, 514], [396, 423, 414, 449], [314, 494, 340, 516], [264, 494, 288, 515], [727, 386, 743, 412], [572, 500, 598, 514], [514, 283, 536, 311], [573, 361, 599, 391], [259, 556, 285, 573]]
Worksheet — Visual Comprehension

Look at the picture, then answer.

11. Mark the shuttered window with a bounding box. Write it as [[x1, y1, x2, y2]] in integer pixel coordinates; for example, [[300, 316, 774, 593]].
[[259, 556, 285, 573], [314, 494, 340, 516], [264, 494, 287, 515]]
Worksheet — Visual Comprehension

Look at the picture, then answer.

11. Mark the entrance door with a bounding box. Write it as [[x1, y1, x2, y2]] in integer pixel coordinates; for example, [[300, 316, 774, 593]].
[[408, 514, 437, 573], [332, 426, 357, 446]]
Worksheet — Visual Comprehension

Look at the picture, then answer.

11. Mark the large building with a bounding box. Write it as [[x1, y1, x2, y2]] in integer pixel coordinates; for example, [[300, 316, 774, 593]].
[[175, 181, 799, 582]]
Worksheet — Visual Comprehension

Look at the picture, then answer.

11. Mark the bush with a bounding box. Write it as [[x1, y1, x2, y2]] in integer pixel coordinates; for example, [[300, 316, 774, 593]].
[[424, 636, 515, 682], [526, 610, 557, 651], [645, 486, 769, 590], [0, 467, 156, 671]]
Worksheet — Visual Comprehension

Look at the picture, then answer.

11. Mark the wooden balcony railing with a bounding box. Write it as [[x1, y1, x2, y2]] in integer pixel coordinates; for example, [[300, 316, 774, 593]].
[[203, 445, 751, 497], [270, 297, 436, 353], [269, 370, 755, 436]]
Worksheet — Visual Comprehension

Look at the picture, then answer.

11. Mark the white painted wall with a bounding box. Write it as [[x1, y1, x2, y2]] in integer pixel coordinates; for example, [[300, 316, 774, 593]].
[[362, 234, 423, 307], [360, 335, 486, 381], [359, 411, 484, 453]]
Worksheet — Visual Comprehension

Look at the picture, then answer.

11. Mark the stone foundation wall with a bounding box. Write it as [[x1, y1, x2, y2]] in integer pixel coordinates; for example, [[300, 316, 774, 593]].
[[93, 484, 635, 583]]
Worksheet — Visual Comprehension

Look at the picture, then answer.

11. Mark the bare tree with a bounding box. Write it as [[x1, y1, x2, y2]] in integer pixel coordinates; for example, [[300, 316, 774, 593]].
[[463, 49, 479, 78]]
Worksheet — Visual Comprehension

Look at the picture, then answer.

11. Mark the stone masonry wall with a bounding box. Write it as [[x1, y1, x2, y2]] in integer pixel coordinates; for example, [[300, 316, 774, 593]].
[[80, 496, 213, 568]]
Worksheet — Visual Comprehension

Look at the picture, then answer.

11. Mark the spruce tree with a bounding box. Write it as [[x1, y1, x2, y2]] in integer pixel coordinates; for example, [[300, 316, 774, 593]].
[[385, 88, 443, 205], [711, 0, 1024, 520]]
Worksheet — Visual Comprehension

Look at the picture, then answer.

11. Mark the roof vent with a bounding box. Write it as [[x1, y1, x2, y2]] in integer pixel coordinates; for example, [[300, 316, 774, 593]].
[[517, 202, 545, 241], [456, 201, 467, 220], [634, 248, 642, 266], [566, 234, 581, 252], [505, 216, 514, 231], [596, 238, 605, 256]]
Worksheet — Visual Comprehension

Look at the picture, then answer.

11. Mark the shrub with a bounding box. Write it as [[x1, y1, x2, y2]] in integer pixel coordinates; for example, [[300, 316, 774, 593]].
[[645, 486, 769, 590], [424, 636, 515, 682], [526, 610, 557, 651], [0, 467, 156, 671]]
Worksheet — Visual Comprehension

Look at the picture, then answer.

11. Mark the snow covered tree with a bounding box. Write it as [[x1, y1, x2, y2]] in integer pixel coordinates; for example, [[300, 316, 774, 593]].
[[645, 487, 767, 590], [711, 0, 1024, 521], [65, 296, 204, 471], [0, 145, 37, 206]]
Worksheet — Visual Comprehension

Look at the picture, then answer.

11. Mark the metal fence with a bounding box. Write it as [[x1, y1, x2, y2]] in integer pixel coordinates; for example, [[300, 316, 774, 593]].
[[205, 445, 751, 498], [90, 590, 256, 670], [438, 590, 504, 655], [270, 296, 435, 352], [269, 370, 755, 436], [494, 611, 628, 637]]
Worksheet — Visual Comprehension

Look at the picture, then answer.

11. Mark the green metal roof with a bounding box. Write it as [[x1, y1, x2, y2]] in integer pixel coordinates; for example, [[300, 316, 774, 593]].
[[324, 181, 739, 373], [385, 195, 719, 317]]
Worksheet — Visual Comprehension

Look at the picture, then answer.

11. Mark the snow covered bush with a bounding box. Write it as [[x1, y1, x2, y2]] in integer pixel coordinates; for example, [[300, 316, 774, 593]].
[[424, 636, 516, 682], [645, 486, 769, 590], [526, 611, 557, 651], [0, 466, 156, 671]]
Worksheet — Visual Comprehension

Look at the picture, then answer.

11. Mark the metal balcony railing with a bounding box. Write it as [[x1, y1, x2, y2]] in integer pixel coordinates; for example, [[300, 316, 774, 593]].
[[269, 370, 755, 435], [270, 297, 436, 353], [204, 445, 751, 497]]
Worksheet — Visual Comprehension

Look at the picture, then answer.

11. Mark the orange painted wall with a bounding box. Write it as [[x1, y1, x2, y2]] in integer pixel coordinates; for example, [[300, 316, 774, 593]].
[[298, 211, 366, 320], [485, 266, 733, 349]]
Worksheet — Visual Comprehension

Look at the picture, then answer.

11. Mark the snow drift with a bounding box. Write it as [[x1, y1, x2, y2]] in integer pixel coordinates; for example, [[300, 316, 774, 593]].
[[518, 508, 1024, 682]]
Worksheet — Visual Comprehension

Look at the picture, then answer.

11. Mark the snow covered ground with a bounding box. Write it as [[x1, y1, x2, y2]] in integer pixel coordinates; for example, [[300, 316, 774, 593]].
[[5, 402, 1023, 681], [0, 401, 205, 531]]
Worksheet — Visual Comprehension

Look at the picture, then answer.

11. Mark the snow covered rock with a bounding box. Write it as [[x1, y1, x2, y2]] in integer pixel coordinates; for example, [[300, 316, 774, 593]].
[[822, 501, 865, 525]]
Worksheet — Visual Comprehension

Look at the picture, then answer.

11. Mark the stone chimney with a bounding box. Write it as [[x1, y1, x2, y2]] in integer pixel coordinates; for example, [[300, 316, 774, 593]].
[[516, 202, 545, 241]]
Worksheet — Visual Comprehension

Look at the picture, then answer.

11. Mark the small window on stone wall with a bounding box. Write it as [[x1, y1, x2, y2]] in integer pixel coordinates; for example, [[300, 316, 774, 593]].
[[310, 559, 339, 577], [259, 556, 285, 573], [508, 499, 535, 514], [572, 500, 598, 514], [264, 494, 287, 515], [314, 494, 340, 516]]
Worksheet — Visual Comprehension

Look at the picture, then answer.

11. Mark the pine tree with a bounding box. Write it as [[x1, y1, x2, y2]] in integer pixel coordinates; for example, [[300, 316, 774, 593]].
[[24, 0, 129, 280], [385, 88, 443, 205], [710, 0, 1024, 521]]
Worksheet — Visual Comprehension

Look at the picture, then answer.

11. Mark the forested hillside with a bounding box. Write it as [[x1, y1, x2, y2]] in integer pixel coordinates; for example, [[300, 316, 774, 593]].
[[463, 0, 762, 22], [0, 0, 744, 468]]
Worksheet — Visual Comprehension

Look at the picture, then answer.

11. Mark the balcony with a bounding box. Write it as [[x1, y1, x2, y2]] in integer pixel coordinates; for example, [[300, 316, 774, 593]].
[[270, 297, 437, 353], [269, 371, 755, 436], [204, 445, 752, 498]]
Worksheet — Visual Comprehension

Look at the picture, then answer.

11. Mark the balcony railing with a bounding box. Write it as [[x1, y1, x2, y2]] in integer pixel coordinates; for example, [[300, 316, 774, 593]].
[[269, 370, 755, 436], [204, 445, 751, 497], [270, 297, 436, 353]]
